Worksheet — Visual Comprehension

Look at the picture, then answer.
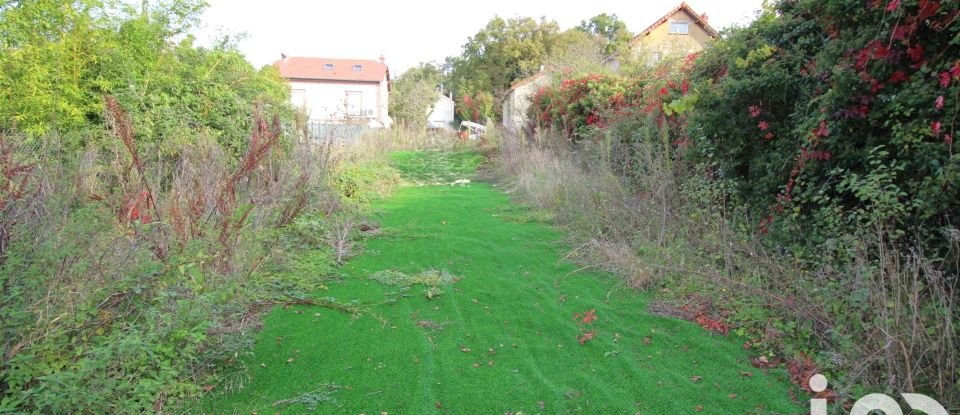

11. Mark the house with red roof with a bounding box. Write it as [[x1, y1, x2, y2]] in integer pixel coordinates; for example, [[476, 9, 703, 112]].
[[274, 55, 392, 131], [628, 2, 718, 64]]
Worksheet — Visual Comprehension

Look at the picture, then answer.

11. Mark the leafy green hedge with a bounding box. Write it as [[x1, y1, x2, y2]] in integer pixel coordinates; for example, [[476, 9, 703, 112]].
[[689, 0, 959, 256], [0, 0, 290, 156]]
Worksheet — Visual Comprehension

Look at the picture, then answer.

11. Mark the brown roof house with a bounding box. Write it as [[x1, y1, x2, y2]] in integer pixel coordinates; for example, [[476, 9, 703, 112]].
[[275, 56, 392, 133], [628, 2, 718, 64]]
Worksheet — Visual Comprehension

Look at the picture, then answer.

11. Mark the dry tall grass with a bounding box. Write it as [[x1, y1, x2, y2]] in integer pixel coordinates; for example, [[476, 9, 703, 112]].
[[493, 126, 960, 406]]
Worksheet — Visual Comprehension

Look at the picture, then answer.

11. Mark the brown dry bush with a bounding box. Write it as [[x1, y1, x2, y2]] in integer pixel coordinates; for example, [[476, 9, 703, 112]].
[[0, 98, 354, 412]]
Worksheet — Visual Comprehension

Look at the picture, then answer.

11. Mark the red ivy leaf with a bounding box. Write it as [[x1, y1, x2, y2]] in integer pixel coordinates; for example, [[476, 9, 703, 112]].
[[892, 23, 916, 42], [758, 121, 770, 131], [885, 0, 900, 12], [932, 121, 941, 136], [889, 70, 909, 84], [917, 0, 941, 21], [935, 95, 945, 110], [581, 309, 597, 325], [942, 72, 954, 88], [907, 44, 925, 63], [815, 121, 831, 138]]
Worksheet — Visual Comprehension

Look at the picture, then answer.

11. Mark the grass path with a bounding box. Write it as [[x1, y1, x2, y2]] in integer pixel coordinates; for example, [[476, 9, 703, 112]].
[[201, 151, 803, 414]]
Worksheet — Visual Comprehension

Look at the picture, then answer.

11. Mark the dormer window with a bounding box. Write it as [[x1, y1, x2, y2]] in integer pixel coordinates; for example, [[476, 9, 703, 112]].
[[670, 21, 689, 35], [352, 64, 363, 72], [323, 63, 334, 70]]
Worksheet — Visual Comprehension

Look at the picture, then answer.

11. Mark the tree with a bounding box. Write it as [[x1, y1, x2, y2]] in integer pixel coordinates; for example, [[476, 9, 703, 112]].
[[547, 29, 609, 75], [576, 13, 633, 56], [0, 0, 290, 154], [448, 15, 562, 118], [389, 63, 445, 129]]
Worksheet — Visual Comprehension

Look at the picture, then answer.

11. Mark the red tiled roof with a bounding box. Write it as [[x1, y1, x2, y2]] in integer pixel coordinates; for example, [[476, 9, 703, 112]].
[[632, 2, 718, 41], [274, 57, 389, 83], [507, 71, 551, 93]]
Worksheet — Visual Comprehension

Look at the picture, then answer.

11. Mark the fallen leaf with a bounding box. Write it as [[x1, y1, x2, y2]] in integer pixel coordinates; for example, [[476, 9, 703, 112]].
[[460, 345, 471, 353], [643, 337, 652, 345], [691, 376, 702, 383], [728, 394, 738, 399], [286, 358, 294, 363], [695, 405, 703, 411], [740, 371, 753, 377], [435, 401, 442, 409]]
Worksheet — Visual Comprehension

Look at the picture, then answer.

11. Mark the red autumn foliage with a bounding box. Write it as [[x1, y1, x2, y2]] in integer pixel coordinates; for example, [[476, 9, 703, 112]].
[[577, 331, 596, 345], [694, 311, 730, 335], [573, 309, 598, 345], [574, 309, 598, 325], [122, 190, 155, 223]]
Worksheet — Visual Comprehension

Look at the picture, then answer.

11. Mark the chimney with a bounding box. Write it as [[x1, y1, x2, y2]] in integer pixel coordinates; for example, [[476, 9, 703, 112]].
[[700, 13, 709, 23], [281, 53, 287, 60], [379, 55, 386, 64]]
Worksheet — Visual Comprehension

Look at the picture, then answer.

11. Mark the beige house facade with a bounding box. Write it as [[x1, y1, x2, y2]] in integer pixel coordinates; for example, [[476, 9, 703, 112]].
[[629, 2, 718, 64]]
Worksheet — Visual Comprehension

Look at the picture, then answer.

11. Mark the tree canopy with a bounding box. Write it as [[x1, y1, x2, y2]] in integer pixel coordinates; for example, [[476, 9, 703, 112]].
[[576, 13, 633, 56], [0, 0, 290, 155], [389, 62, 446, 129], [447, 16, 562, 121]]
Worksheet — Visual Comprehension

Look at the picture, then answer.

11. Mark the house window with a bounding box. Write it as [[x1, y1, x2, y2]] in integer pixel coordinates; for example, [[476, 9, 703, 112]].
[[323, 63, 334, 70], [352, 64, 363, 72], [670, 21, 689, 35]]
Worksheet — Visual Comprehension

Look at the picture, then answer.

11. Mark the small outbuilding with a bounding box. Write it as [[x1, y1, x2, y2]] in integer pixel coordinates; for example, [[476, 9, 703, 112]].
[[427, 90, 455, 130], [501, 71, 552, 135]]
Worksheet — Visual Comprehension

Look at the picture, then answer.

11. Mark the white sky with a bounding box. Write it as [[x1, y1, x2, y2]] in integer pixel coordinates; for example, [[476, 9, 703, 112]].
[[196, 0, 764, 75]]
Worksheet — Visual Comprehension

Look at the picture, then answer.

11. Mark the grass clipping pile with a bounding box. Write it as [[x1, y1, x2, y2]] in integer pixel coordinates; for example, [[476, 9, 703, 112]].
[[369, 269, 461, 299]]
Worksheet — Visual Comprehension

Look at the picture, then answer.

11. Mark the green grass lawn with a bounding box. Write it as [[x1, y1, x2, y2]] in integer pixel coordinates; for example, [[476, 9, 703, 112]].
[[199, 151, 804, 414]]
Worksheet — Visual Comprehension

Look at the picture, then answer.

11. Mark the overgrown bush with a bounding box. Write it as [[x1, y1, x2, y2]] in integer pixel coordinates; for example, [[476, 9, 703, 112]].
[[689, 0, 960, 261], [0, 2, 389, 412], [530, 73, 646, 140], [497, 0, 960, 406]]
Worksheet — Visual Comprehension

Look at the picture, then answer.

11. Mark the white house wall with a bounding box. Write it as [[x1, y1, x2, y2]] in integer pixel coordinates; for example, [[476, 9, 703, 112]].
[[503, 74, 551, 134], [289, 79, 391, 128], [427, 94, 455, 129]]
